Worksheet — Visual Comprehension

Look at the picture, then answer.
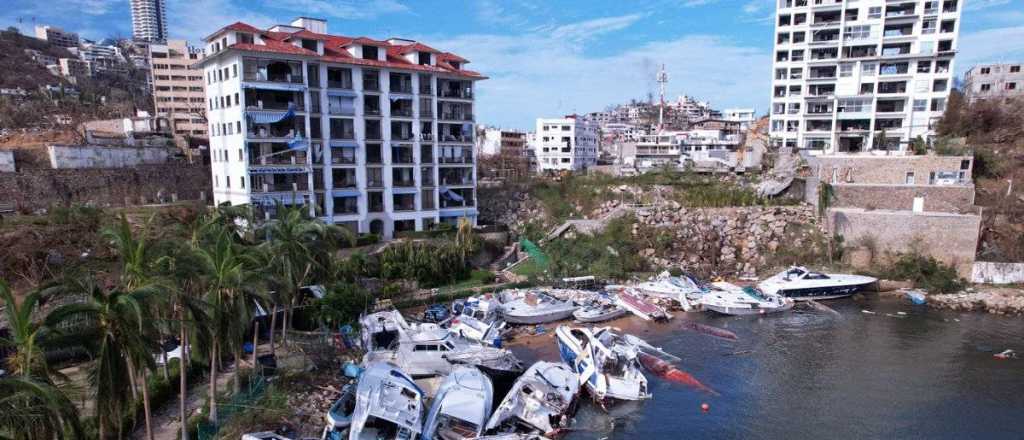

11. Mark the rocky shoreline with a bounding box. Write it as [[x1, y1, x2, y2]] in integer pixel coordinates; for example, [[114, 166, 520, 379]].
[[927, 287, 1024, 316]]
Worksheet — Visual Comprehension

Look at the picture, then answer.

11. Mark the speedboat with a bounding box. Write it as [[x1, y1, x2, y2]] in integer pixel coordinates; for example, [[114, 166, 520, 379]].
[[348, 362, 424, 440], [698, 282, 794, 316], [572, 302, 627, 323], [758, 266, 878, 300], [634, 271, 706, 311], [611, 288, 672, 321], [555, 326, 651, 404], [449, 296, 505, 347], [321, 383, 357, 439], [484, 362, 579, 437], [499, 291, 578, 325], [421, 366, 493, 440], [363, 323, 522, 379]]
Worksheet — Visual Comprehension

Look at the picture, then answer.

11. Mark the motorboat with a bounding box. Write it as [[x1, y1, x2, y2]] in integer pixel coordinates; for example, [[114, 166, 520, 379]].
[[572, 301, 627, 323], [421, 366, 493, 440], [321, 383, 357, 439], [499, 291, 578, 325], [634, 271, 706, 311], [363, 323, 522, 379], [484, 361, 579, 437], [348, 362, 424, 440], [611, 288, 672, 321], [758, 266, 878, 300], [698, 282, 794, 316], [360, 310, 419, 351], [555, 326, 650, 404], [449, 296, 505, 347], [473, 435, 550, 440]]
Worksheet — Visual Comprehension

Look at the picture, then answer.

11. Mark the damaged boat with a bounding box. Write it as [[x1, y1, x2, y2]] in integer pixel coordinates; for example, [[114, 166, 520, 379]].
[[611, 287, 672, 321], [499, 291, 578, 325], [555, 326, 651, 404], [421, 366, 493, 440], [572, 301, 627, 323], [698, 282, 794, 316], [484, 362, 579, 437], [634, 271, 706, 311], [320, 383, 357, 439], [449, 296, 505, 347], [758, 266, 878, 300], [348, 362, 424, 440], [363, 318, 523, 378]]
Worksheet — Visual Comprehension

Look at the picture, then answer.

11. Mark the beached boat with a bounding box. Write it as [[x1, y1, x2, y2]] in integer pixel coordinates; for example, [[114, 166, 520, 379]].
[[499, 291, 578, 325], [698, 282, 794, 316], [449, 296, 505, 347], [363, 323, 522, 379], [348, 362, 424, 440], [421, 366, 493, 440], [758, 266, 878, 300], [634, 271, 706, 311], [572, 302, 628, 323], [612, 288, 672, 321], [484, 362, 579, 437], [320, 383, 357, 439], [555, 326, 651, 404]]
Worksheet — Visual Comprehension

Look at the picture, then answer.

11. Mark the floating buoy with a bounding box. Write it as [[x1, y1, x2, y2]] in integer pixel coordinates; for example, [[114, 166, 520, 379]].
[[701, 403, 710, 413]]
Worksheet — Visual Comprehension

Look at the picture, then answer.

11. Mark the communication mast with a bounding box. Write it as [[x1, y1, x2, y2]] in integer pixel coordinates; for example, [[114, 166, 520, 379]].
[[656, 64, 668, 131]]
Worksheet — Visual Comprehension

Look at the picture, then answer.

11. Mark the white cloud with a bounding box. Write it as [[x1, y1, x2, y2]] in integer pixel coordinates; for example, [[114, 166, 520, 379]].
[[423, 25, 769, 130], [271, 0, 410, 19], [964, 0, 1011, 12], [683, 0, 720, 6], [955, 25, 1024, 74], [167, 0, 276, 42], [546, 13, 645, 42]]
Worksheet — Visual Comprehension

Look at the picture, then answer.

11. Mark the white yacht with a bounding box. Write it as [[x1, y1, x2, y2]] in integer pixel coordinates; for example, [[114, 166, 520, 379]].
[[758, 266, 878, 300], [698, 282, 794, 316], [449, 296, 505, 347], [555, 326, 651, 404], [348, 362, 424, 440], [421, 366, 493, 440], [484, 362, 579, 437], [634, 271, 706, 311], [499, 291, 577, 324]]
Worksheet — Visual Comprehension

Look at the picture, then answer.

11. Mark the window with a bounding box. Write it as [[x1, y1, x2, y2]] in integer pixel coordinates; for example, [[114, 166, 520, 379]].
[[980, 67, 991, 74], [1008, 82, 1018, 90], [868, 7, 881, 18], [934, 79, 948, 92], [418, 51, 431, 65], [917, 61, 932, 73], [980, 84, 991, 92], [362, 45, 379, 60], [232, 64, 237, 77], [905, 172, 915, 185], [839, 63, 854, 77], [239, 177, 245, 189], [862, 62, 876, 76], [1011, 66, 1021, 73], [913, 99, 927, 111], [931, 97, 946, 112]]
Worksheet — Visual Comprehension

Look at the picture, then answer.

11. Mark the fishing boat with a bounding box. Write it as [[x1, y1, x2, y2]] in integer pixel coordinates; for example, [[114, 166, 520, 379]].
[[421, 366, 493, 440], [348, 362, 424, 440], [363, 324, 522, 379], [612, 288, 672, 321], [698, 282, 794, 316], [484, 362, 579, 437], [572, 302, 627, 323], [320, 383, 357, 439], [555, 326, 651, 404], [634, 271, 706, 311], [758, 266, 878, 300], [499, 291, 578, 324]]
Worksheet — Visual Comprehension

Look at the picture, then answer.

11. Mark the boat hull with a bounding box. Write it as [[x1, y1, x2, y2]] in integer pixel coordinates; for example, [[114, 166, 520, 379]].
[[775, 281, 875, 301], [502, 307, 576, 324], [703, 301, 793, 316], [573, 307, 627, 323], [555, 327, 650, 403]]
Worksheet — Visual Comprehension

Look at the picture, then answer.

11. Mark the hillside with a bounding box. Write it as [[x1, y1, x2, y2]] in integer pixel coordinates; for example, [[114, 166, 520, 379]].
[[0, 29, 73, 89]]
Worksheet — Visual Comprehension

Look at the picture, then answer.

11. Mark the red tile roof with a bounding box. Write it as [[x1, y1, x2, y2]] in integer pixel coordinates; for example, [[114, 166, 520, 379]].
[[203, 21, 484, 79]]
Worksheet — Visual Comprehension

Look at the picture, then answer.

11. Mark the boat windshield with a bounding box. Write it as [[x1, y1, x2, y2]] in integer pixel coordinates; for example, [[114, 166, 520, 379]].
[[742, 287, 766, 301], [804, 271, 830, 280], [786, 268, 806, 278]]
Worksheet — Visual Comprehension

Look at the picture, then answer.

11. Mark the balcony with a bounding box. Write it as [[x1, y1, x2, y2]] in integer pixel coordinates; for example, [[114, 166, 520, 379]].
[[326, 67, 353, 89], [420, 133, 434, 142], [367, 177, 384, 188], [248, 144, 307, 167], [393, 194, 416, 212], [242, 59, 304, 84], [440, 134, 473, 143], [390, 80, 413, 95], [363, 76, 380, 92], [393, 179, 416, 188], [391, 148, 414, 164], [440, 112, 473, 121]]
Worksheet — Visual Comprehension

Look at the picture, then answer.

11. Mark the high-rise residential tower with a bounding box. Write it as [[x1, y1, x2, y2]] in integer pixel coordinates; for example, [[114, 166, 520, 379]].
[[198, 17, 483, 239], [768, 0, 961, 155], [131, 0, 167, 43]]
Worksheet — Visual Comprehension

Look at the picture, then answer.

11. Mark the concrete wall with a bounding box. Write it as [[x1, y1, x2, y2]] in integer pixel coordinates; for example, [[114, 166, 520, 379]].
[[808, 155, 973, 185], [0, 164, 211, 211], [48, 144, 173, 169], [0, 150, 14, 173], [829, 208, 981, 277], [972, 262, 1024, 284], [831, 183, 976, 214]]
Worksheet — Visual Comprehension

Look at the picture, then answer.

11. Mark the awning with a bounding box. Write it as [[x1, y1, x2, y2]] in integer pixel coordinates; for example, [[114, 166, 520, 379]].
[[391, 187, 419, 195], [246, 107, 295, 124], [242, 82, 307, 92], [331, 189, 361, 197]]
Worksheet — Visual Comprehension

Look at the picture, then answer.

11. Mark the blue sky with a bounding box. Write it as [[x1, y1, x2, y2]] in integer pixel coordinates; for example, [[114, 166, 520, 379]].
[[5, 0, 1024, 130]]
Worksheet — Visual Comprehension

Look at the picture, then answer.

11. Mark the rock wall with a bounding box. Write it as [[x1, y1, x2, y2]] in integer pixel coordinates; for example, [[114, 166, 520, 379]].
[[0, 164, 211, 212], [831, 183, 976, 214], [47, 144, 173, 169], [807, 154, 973, 184]]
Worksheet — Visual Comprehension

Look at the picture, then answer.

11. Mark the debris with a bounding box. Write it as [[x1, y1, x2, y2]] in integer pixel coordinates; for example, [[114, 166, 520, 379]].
[[884, 313, 906, 319], [994, 349, 1018, 360], [679, 320, 738, 341], [806, 299, 841, 316], [905, 290, 927, 305], [861, 310, 876, 315]]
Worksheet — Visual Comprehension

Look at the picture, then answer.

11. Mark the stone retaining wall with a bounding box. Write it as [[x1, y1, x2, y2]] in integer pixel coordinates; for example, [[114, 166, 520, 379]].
[[831, 183, 975, 213], [807, 154, 972, 184]]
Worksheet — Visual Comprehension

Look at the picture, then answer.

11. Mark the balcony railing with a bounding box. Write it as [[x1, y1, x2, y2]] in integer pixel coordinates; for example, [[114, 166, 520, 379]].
[[391, 108, 413, 117], [419, 84, 432, 94], [327, 79, 353, 89], [393, 179, 416, 188], [439, 156, 474, 164], [250, 152, 307, 166], [334, 179, 358, 188], [441, 113, 473, 121], [330, 154, 356, 165], [392, 154, 414, 164], [420, 133, 434, 142], [391, 82, 413, 94], [439, 89, 473, 99], [367, 178, 384, 188], [243, 72, 303, 84], [392, 132, 415, 141], [363, 78, 380, 91], [255, 182, 309, 193], [364, 107, 382, 117], [441, 134, 473, 143]]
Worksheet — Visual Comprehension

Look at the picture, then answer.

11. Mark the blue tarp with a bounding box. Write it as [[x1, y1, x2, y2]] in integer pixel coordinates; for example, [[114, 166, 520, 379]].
[[287, 137, 307, 151], [247, 105, 295, 124], [241, 82, 307, 92]]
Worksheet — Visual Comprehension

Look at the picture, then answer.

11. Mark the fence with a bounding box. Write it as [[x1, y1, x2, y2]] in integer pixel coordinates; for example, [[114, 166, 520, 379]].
[[196, 371, 268, 440]]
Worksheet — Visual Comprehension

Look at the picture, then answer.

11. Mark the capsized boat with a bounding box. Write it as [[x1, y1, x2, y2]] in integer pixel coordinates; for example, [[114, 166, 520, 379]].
[[320, 383, 357, 439], [349, 362, 424, 440], [634, 271, 706, 311], [363, 324, 523, 379], [555, 326, 651, 403], [611, 288, 672, 321], [484, 362, 579, 437], [758, 266, 878, 300], [421, 366, 493, 440], [698, 282, 794, 316], [499, 291, 578, 325]]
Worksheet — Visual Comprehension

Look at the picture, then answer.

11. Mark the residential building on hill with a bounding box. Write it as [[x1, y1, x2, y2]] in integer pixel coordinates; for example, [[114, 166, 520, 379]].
[[149, 40, 207, 140], [723, 108, 757, 130], [963, 62, 1023, 102], [34, 25, 79, 48], [131, 0, 168, 43], [768, 0, 961, 155], [197, 17, 483, 239], [533, 116, 598, 172]]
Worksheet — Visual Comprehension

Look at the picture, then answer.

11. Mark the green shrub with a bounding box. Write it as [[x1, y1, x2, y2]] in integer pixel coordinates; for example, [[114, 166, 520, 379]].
[[379, 241, 473, 287], [315, 282, 374, 327], [879, 253, 965, 294], [544, 216, 647, 280]]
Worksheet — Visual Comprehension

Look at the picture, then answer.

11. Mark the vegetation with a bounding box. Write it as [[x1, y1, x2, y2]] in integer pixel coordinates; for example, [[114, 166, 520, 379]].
[[543, 216, 648, 280], [874, 252, 965, 294]]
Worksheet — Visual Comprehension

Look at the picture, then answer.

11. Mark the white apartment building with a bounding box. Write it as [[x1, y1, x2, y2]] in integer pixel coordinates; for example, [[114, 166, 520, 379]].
[[198, 18, 483, 239], [963, 62, 1024, 102], [768, 0, 961, 155], [534, 117, 598, 172], [723, 108, 757, 129], [34, 25, 79, 48], [131, 0, 168, 43]]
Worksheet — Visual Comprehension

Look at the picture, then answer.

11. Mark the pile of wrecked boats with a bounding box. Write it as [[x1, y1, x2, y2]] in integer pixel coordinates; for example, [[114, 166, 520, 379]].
[[283, 266, 876, 440]]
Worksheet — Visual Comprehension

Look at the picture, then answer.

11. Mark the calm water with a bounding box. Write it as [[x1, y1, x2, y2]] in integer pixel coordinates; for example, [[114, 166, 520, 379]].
[[510, 296, 1024, 439]]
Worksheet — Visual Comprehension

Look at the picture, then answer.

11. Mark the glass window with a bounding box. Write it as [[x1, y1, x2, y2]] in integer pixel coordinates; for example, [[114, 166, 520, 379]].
[[840, 63, 854, 77], [913, 99, 927, 111], [862, 62, 876, 76]]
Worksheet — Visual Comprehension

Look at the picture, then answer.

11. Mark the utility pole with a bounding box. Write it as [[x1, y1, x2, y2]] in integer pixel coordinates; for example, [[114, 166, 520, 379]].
[[657, 64, 668, 132]]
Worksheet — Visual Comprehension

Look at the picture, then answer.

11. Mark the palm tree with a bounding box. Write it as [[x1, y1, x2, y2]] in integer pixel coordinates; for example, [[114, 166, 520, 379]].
[[1, 281, 57, 382], [0, 375, 85, 440], [45, 280, 159, 440]]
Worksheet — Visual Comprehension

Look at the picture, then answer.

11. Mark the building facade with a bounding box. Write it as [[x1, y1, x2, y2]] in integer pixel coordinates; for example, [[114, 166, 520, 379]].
[[57, 58, 89, 82], [723, 108, 757, 129], [34, 25, 79, 48], [963, 62, 1023, 102], [199, 18, 483, 239], [149, 40, 207, 139], [131, 0, 168, 43], [534, 117, 598, 171], [476, 127, 527, 157], [768, 0, 961, 155]]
